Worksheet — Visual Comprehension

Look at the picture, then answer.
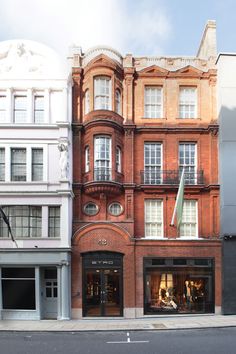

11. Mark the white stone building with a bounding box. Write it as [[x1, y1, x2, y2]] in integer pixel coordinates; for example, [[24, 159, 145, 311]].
[[0, 40, 72, 320]]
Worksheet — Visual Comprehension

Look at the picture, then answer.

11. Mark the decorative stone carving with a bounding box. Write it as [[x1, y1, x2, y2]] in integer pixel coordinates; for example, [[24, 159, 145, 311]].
[[0, 42, 44, 74], [58, 142, 69, 179]]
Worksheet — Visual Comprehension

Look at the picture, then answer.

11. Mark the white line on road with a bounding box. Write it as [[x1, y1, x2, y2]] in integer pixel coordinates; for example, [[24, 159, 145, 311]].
[[107, 332, 149, 344], [106, 341, 149, 344]]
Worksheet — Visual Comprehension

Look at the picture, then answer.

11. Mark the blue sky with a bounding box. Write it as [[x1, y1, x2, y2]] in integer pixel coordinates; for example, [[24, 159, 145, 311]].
[[0, 0, 235, 57]]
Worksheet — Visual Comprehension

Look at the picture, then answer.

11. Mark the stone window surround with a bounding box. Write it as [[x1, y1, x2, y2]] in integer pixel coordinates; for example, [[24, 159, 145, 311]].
[[0, 143, 47, 182], [0, 88, 67, 124]]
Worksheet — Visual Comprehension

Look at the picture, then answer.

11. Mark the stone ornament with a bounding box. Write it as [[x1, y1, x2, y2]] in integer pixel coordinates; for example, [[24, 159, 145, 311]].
[[58, 142, 69, 180]]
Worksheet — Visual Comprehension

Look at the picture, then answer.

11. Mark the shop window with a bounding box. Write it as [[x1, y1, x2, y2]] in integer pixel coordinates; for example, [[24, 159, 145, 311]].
[[0, 148, 5, 181], [144, 258, 214, 315], [179, 87, 197, 118], [144, 87, 162, 118], [48, 206, 60, 238], [84, 202, 99, 216], [1, 267, 36, 310], [145, 199, 163, 237], [94, 76, 111, 110]]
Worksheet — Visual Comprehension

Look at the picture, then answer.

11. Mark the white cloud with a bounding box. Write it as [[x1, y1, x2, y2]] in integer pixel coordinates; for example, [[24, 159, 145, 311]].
[[0, 0, 172, 57]]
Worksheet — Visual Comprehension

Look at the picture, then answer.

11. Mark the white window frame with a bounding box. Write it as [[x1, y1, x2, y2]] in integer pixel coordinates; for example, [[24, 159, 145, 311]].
[[0, 144, 47, 182], [84, 89, 90, 115], [145, 199, 163, 238], [94, 136, 111, 181], [94, 76, 111, 110], [0, 205, 61, 239], [144, 86, 163, 118], [179, 87, 197, 118], [0, 94, 7, 123], [85, 146, 90, 173], [116, 146, 121, 173], [179, 143, 197, 185], [144, 143, 162, 184], [115, 89, 121, 115], [179, 200, 198, 238], [13, 93, 28, 123], [33, 93, 45, 123], [0, 148, 5, 181]]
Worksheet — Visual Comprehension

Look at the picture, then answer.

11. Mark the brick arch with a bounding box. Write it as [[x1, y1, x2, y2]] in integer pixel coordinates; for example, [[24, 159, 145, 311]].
[[72, 223, 132, 253]]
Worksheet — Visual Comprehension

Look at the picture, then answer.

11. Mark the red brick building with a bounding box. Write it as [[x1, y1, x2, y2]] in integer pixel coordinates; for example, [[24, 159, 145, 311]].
[[70, 21, 221, 318]]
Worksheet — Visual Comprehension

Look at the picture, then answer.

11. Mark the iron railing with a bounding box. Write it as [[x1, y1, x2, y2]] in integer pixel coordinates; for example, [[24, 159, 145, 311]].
[[140, 170, 204, 185]]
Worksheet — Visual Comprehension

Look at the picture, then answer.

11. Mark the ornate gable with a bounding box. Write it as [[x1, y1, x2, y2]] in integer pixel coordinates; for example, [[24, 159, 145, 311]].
[[174, 65, 204, 77], [138, 65, 169, 77], [84, 54, 122, 75]]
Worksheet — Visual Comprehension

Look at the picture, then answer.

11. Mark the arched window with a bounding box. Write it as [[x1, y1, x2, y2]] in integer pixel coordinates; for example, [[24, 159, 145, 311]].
[[115, 89, 121, 115]]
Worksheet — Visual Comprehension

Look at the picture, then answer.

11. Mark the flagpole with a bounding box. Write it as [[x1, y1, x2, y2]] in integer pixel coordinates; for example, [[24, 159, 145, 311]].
[[170, 167, 185, 227], [0, 206, 18, 248]]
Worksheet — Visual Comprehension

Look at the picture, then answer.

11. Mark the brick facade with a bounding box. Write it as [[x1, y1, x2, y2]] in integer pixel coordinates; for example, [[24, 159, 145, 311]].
[[71, 23, 221, 318]]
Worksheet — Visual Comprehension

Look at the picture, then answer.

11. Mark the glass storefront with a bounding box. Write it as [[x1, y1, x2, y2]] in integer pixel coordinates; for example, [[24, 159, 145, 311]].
[[144, 258, 214, 314], [82, 252, 123, 317]]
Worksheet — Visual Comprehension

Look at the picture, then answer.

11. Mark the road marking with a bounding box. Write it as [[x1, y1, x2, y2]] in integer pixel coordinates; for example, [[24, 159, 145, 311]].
[[106, 341, 149, 344], [107, 332, 149, 344]]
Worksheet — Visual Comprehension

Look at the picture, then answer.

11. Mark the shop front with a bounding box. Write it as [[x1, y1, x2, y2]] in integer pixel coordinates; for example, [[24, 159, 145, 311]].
[[0, 249, 71, 320], [144, 258, 214, 315], [82, 252, 123, 317]]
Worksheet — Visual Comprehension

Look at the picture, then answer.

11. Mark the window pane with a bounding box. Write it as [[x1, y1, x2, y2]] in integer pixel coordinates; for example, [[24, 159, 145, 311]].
[[0, 95, 7, 122], [48, 206, 60, 237], [179, 87, 197, 118], [2, 280, 36, 309], [34, 96, 44, 123], [0, 148, 5, 181], [14, 96, 27, 123], [144, 87, 162, 118], [145, 200, 163, 237], [32, 148, 43, 181], [94, 77, 111, 110], [11, 148, 26, 181]]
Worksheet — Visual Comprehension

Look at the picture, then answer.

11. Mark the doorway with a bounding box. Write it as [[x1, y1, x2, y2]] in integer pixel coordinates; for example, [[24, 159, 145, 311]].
[[42, 268, 58, 319], [82, 252, 123, 317]]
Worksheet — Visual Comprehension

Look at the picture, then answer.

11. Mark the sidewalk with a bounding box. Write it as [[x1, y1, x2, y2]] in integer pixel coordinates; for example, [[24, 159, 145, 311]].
[[1, 315, 236, 332]]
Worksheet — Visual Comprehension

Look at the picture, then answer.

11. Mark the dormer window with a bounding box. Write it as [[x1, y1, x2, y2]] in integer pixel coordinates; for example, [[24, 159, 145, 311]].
[[94, 76, 111, 110]]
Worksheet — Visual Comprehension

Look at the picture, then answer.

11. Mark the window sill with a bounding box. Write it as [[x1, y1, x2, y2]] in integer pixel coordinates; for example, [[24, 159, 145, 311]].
[[0, 237, 61, 240], [142, 117, 166, 120]]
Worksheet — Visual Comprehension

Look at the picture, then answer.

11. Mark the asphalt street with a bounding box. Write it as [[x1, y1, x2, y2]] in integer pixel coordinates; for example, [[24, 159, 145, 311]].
[[0, 328, 236, 354]]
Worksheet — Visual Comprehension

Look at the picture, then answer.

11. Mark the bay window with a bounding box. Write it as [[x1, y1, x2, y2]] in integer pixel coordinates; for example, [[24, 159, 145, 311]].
[[94, 136, 111, 181], [94, 76, 111, 110]]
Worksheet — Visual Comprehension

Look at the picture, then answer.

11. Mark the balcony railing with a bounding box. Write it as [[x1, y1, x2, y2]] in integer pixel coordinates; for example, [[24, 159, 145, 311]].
[[94, 167, 112, 181], [140, 170, 204, 185]]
